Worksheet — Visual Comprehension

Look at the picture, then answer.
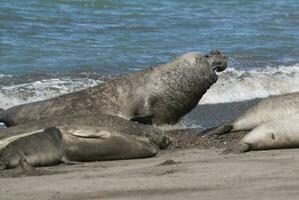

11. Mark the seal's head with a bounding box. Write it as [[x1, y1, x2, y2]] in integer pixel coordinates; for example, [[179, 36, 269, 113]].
[[205, 49, 227, 72]]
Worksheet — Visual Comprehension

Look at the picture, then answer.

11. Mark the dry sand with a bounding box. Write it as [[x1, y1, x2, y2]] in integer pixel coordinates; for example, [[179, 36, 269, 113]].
[[1, 130, 299, 200]]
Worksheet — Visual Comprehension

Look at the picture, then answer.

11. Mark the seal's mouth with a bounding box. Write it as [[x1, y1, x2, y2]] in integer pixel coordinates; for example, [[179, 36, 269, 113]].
[[213, 59, 228, 72], [214, 64, 227, 72]]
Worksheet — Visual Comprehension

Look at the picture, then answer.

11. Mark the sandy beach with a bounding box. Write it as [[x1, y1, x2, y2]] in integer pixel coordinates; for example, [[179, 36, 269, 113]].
[[1, 100, 299, 200], [1, 144, 299, 200]]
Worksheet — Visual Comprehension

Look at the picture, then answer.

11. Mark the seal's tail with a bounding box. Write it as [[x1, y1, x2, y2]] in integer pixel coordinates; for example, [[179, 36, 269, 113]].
[[200, 124, 233, 137]]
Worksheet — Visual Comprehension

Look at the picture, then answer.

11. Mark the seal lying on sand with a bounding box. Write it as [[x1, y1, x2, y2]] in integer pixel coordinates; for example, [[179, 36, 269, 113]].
[[0, 128, 64, 169], [201, 92, 299, 136], [0, 114, 172, 169], [223, 113, 299, 154], [0, 50, 227, 127]]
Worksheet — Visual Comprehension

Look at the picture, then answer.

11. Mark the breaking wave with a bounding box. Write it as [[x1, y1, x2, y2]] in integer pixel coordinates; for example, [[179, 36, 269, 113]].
[[1, 63, 299, 109], [0, 77, 103, 109], [200, 63, 299, 104]]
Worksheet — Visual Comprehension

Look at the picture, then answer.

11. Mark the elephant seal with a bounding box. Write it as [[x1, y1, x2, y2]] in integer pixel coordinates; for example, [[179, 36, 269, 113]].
[[0, 114, 172, 168], [0, 50, 227, 127], [0, 127, 64, 169], [223, 113, 299, 153], [201, 92, 299, 136]]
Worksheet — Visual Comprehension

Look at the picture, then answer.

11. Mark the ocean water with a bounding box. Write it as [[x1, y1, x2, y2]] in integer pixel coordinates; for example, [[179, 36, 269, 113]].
[[1, 0, 299, 111]]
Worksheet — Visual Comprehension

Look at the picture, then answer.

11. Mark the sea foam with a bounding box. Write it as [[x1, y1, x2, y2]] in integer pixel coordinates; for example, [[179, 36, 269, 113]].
[[0, 78, 103, 109], [200, 63, 299, 104], [1, 64, 299, 109]]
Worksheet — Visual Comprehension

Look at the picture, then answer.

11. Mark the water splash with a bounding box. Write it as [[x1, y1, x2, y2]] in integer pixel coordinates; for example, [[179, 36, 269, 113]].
[[200, 63, 299, 104]]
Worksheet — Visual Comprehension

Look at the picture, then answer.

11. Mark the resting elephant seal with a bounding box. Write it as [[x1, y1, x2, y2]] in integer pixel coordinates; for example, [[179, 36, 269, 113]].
[[0, 50, 227, 127], [0, 114, 172, 169], [223, 113, 299, 153], [201, 92, 299, 136], [0, 127, 64, 169]]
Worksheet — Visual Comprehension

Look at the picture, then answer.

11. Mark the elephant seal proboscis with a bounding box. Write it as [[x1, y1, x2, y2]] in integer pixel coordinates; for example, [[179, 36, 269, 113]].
[[201, 92, 299, 136], [0, 114, 172, 169], [223, 113, 299, 153], [0, 50, 227, 127]]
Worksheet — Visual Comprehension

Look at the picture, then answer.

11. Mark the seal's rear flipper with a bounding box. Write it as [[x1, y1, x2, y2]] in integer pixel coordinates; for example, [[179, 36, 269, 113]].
[[200, 124, 233, 137], [0, 108, 5, 123], [222, 143, 250, 154], [131, 114, 154, 124]]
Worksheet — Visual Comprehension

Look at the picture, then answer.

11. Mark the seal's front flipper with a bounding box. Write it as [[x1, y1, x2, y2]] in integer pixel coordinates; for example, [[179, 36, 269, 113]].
[[222, 143, 250, 154], [72, 128, 111, 139], [131, 114, 154, 124], [60, 156, 80, 165], [200, 124, 233, 137]]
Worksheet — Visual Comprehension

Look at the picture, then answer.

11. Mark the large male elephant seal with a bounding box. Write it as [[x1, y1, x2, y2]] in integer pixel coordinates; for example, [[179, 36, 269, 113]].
[[223, 113, 299, 154], [201, 92, 299, 136], [0, 50, 227, 127], [0, 114, 172, 169]]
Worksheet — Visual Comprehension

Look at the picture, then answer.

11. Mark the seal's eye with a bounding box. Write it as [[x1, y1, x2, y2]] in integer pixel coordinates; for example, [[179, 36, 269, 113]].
[[204, 55, 210, 58]]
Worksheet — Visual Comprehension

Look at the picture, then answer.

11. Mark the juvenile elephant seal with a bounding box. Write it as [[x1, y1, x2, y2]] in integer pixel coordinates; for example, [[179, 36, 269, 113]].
[[223, 114, 299, 153], [0, 114, 172, 168], [201, 92, 299, 136], [0, 50, 227, 127], [0, 127, 64, 169]]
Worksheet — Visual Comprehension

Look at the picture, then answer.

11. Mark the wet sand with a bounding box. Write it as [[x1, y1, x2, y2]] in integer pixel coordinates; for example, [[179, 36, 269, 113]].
[[1, 99, 299, 200], [1, 146, 299, 200]]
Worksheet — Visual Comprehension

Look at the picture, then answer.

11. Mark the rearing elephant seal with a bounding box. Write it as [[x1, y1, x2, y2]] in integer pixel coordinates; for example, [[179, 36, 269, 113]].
[[0, 114, 172, 169], [201, 92, 299, 136], [0, 50, 227, 127]]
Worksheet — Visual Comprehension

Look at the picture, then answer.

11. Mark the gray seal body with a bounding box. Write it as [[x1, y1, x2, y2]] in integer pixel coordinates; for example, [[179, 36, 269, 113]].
[[0, 114, 172, 168], [0, 50, 227, 127], [201, 92, 299, 136], [0, 127, 64, 169], [223, 113, 299, 153]]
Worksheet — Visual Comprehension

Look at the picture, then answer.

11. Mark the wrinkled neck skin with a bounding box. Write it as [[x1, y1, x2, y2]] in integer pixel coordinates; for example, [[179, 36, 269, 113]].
[[147, 56, 218, 125], [152, 56, 218, 109]]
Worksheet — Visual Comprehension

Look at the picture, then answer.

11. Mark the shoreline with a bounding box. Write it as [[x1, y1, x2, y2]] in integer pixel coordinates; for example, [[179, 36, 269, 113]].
[[185, 98, 261, 128]]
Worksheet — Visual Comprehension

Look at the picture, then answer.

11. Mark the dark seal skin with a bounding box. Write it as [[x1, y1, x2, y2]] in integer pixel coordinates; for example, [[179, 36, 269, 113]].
[[0, 50, 227, 127], [0, 114, 172, 168], [0, 127, 64, 169]]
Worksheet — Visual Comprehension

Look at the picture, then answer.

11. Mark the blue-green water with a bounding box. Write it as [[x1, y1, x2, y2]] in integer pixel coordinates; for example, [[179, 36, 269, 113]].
[[1, 0, 299, 109]]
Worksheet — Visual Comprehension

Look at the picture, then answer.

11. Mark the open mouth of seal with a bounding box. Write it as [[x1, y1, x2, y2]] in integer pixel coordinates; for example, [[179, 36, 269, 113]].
[[213, 63, 227, 72]]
